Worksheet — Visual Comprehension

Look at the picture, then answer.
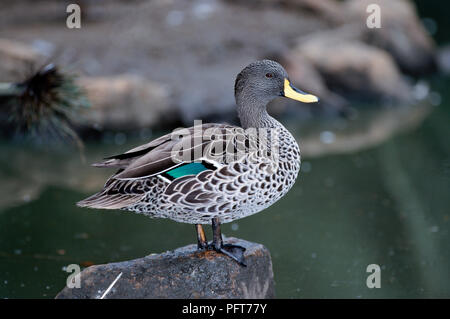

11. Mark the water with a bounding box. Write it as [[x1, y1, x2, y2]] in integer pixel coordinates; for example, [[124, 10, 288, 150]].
[[0, 79, 449, 299]]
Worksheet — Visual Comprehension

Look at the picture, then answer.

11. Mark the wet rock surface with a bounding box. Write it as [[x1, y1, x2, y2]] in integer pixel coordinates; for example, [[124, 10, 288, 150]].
[[55, 237, 275, 299]]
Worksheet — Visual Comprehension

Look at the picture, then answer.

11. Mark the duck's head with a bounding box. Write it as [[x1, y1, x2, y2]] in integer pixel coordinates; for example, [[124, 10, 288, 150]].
[[234, 59, 319, 107]]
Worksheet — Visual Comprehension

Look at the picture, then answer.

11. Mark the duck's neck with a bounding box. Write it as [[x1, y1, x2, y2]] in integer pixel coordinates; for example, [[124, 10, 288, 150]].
[[236, 94, 277, 129]]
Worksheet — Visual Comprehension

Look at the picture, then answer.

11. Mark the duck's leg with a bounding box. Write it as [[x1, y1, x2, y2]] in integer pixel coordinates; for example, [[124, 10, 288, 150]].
[[209, 217, 247, 267], [195, 224, 208, 249]]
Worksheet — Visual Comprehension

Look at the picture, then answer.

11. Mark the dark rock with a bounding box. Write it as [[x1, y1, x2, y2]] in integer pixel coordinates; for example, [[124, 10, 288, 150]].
[[55, 237, 275, 299]]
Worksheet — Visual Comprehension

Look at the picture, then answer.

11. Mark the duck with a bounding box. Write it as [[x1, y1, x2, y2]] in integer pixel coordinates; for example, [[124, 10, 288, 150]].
[[77, 60, 319, 266]]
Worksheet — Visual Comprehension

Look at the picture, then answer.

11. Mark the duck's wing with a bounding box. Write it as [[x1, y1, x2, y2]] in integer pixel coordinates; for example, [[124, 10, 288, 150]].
[[77, 123, 246, 209], [96, 123, 242, 180], [90, 130, 179, 169]]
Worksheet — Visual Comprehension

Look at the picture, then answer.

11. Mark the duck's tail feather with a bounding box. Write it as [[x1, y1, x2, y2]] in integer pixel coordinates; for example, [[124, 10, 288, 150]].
[[92, 158, 130, 168], [76, 191, 142, 210]]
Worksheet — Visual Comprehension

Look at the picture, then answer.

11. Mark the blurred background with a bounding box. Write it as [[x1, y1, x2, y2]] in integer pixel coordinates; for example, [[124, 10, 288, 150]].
[[0, 0, 449, 298]]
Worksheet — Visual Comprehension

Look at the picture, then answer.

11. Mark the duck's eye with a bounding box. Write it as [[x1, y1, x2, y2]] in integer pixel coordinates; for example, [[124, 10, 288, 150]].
[[265, 73, 273, 78]]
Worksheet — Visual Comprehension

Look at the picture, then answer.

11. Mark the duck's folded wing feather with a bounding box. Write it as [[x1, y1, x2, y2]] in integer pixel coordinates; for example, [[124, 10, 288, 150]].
[[92, 123, 240, 180], [77, 178, 150, 209]]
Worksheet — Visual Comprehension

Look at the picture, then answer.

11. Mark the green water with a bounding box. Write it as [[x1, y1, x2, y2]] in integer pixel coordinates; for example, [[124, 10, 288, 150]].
[[1, 80, 449, 299]]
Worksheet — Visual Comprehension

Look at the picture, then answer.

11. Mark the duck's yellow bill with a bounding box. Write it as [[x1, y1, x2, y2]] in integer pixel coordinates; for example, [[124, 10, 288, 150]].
[[283, 79, 319, 103]]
